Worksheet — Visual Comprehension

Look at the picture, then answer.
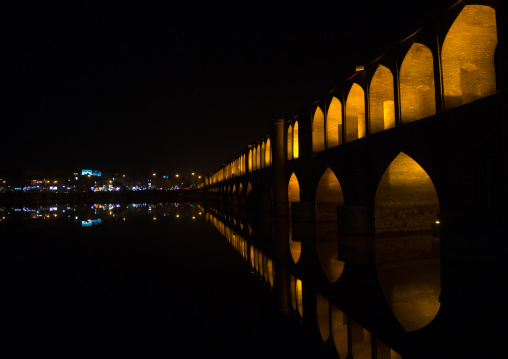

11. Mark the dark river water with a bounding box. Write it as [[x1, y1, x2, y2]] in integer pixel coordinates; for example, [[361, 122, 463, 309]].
[[0, 202, 327, 358], [1, 201, 504, 358]]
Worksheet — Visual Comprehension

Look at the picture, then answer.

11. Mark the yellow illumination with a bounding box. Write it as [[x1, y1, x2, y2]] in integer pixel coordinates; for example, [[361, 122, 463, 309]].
[[312, 107, 325, 153], [123, 218, 126, 221], [369, 65, 395, 133], [153, 173, 156, 176], [326, 97, 342, 148], [435, 221, 440, 224], [315, 168, 344, 222], [442, 5, 497, 110], [400, 43, 436, 123], [345, 83, 365, 142], [192, 216, 195, 219], [153, 217, 157, 220], [176, 214, 180, 218], [176, 174, 179, 177], [293, 121, 299, 158], [287, 124, 293, 160]]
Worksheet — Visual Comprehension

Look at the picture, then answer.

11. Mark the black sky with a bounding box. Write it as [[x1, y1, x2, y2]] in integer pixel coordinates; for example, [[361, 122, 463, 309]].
[[1, 0, 448, 177]]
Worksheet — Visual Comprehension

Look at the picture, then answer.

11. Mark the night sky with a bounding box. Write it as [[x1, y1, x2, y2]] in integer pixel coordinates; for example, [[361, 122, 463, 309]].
[[2, 0, 447, 178]]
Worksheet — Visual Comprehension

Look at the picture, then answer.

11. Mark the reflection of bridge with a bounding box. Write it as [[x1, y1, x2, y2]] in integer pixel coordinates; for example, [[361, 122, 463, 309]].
[[200, 1, 507, 357]]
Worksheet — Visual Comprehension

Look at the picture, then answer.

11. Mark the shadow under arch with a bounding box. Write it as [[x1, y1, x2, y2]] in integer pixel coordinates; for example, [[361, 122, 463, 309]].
[[374, 152, 441, 332]]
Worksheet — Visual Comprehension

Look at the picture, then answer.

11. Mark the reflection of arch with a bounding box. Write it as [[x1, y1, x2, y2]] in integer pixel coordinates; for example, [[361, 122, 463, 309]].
[[293, 121, 299, 158], [326, 97, 342, 148], [316, 294, 330, 342], [265, 138, 271, 166], [239, 183, 243, 194], [246, 182, 252, 197], [369, 65, 395, 133], [375, 153, 441, 333], [288, 173, 301, 212], [375, 152, 439, 233], [312, 107, 325, 153], [287, 124, 293, 160], [442, 5, 497, 110], [400, 43, 436, 124], [315, 168, 344, 222], [345, 84, 366, 142]]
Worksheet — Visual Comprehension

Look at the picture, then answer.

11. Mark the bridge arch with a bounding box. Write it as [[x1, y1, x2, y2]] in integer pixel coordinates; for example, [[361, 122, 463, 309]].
[[261, 141, 266, 168], [326, 97, 342, 148], [288, 172, 301, 213], [345, 83, 366, 142], [400, 43, 436, 124], [369, 64, 395, 134], [312, 107, 325, 153], [442, 5, 498, 110], [375, 152, 441, 332], [315, 167, 344, 222], [265, 138, 271, 166]]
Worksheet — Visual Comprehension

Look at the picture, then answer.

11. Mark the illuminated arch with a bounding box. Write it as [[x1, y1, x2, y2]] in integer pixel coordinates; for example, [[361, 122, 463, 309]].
[[261, 141, 266, 168], [256, 144, 261, 170], [248, 149, 253, 172], [442, 5, 497, 110], [287, 124, 293, 160], [375, 153, 440, 332], [369, 65, 395, 133], [289, 172, 302, 263], [312, 107, 325, 153], [293, 121, 299, 158], [375, 152, 439, 233], [326, 97, 342, 148], [265, 138, 271, 166], [400, 43, 436, 123], [315, 168, 344, 222], [345, 83, 366, 142]]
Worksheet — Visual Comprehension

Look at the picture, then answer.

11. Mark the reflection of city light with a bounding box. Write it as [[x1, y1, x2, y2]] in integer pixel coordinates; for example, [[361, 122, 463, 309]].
[[123, 218, 126, 221], [192, 216, 195, 219], [176, 215, 180, 218], [435, 221, 440, 224], [153, 217, 156, 220]]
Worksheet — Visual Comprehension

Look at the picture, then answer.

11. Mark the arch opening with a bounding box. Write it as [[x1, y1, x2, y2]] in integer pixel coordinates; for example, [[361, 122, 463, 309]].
[[287, 125, 293, 160], [293, 121, 299, 159], [312, 107, 325, 153], [375, 152, 441, 332], [288, 172, 301, 263], [400, 43, 436, 123], [442, 5, 497, 110], [326, 97, 342, 148], [265, 138, 271, 166], [345, 84, 366, 142], [369, 65, 395, 133]]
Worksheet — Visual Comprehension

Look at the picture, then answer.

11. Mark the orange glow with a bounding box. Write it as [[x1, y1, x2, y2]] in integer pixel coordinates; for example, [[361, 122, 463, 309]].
[[375, 152, 439, 233], [315, 168, 344, 222], [345, 83, 366, 142], [332, 306, 348, 359], [296, 279, 303, 317], [261, 141, 266, 168], [248, 149, 253, 172], [293, 121, 299, 158], [246, 182, 252, 197], [312, 106, 325, 153], [316, 294, 330, 342], [289, 229, 301, 264], [287, 124, 293, 160], [369, 65, 395, 133], [400, 43, 436, 123], [326, 97, 342, 148], [288, 173, 300, 215], [442, 5, 497, 110], [265, 138, 271, 167]]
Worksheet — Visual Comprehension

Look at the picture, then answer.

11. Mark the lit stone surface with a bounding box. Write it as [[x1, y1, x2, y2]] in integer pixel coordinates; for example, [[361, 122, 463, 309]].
[[313, 106, 326, 153], [346, 83, 366, 142], [287, 125, 293, 160], [332, 306, 348, 359], [316, 222, 345, 283], [293, 121, 299, 158], [316, 294, 330, 341], [315, 168, 344, 222], [375, 152, 439, 233], [288, 172, 300, 216], [442, 5, 497, 110], [369, 65, 395, 134], [400, 43, 436, 123], [326, 97, 342, 148]]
